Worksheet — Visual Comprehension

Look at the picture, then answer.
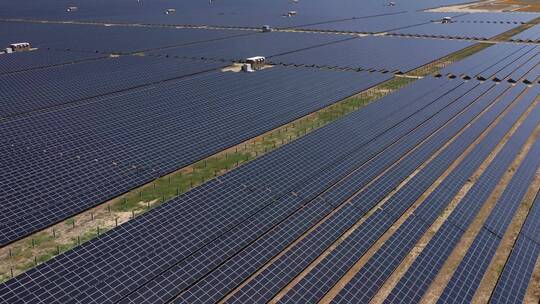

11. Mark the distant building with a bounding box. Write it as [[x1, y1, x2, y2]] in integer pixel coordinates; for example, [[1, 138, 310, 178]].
[[66, 6, 78, 12], [262, 25, 272, 32], [241, 56, 266, 72], [246, 56, 266, 70], [284, 11, 297, 17], [442, 17, 453, 23], [164, 8, 176, 15], [8, 42, 31, 52]]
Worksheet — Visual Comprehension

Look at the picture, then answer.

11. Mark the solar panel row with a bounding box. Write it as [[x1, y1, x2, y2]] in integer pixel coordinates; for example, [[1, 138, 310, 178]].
[[0, 56, 226, 118], [511, 24, 540, 42], [171, 80, 487, 304], [295, 12, 464, 34], [439, 43, 540, 83], [386, 89, 540, 304], [283, 84, 532, 304], [0, 0, 475, 29], [269, 36, 473, 73], [453, 12, 540, 24], [438, 108, 540, 303], [490, 191, 540, 304], [390, 21, 518, 39], [0, 22, 248, 54], [0, 76, 472, 303], [357, 83, 534, 303], [0, 49, 105, 75], [0, 65, 390, 246], [149, 31, 351, 62], [86, 78, 466, 301]]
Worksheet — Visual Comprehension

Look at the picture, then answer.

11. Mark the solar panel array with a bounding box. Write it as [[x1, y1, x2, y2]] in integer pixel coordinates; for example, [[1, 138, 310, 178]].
[[511, 24, 540, 42], [1, 0, 540, 302], [0, 56, 226, 118], [150, 31, 351, 61], [269, 36, 473, 73], [0, 0, 475, 28], [0, 49, 105, 75], [390, 21, 518, 39], [490, 193, 540, 304], [0, 22, 247, 54], [2, 76, 539, 303], [0, 65, 390, 245], [439, 43, 540, 83], [295, 12, 465, 34], [452, 12, 540, 24]]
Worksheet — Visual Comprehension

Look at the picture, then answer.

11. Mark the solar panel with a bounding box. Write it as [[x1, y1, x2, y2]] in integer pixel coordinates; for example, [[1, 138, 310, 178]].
[[490, 186, 540, 303], [270, 36, 473, 73], [511, 24, 540, 42], [438, 109, 540, 303], [387, 86, 538, 303], [0, 49, 105, 75], [293, 83, 533, 304], [390, 22, 518, 39], [0, 66, 391, 246]]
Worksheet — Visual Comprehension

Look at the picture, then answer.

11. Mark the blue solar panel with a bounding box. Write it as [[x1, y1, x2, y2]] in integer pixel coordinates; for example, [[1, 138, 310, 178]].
[[438, 106, 540, 303], [270, 36, 473, 73], [490, 187, 540, 304], [440, 44, 540, 83], [0, 77, 476, 303], [390, 21, 518, 39], [0, 49, 105, 75], [296, 12, 464, 34], [306, 83, 535, 304], [0, 56, 225, 118], [381, 85, 540, 304], [511, 24, 540, 42], [453, 12, 540, 24], [0, 22, 247, 54], [0, 65, 391, 246], [0, 0, 475, 28], [218, 81, 513, 303], [150, 31, 352, 62]]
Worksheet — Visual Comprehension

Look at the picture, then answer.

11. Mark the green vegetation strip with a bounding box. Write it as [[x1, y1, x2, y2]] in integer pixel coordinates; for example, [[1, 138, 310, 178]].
[[0, 41, 498, 284]]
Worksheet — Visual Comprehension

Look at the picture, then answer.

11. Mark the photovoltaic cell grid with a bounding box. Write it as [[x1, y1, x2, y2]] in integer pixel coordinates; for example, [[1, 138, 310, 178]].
[[511, 24, 540, 42], [490, 193, 540, 304], [270, 36, 474, 73], [385, 87, 540, 304], [2, 76, 539, 303], [0, 66, 390, 246], [0, 49, 105, 75], [150, 31, 352, 62], [173, 80, 489, 304], [0, 0, 475, 28], [277, 83, 529, 304], [439, 43, 540, 83], [0, 76, 476, 303], [295, 11, 464, 34], [390, 21, 519, 39], [0, 56, 226, 118], [438, 112, 540, 304], [0, 21, 248, 54], [453, 12, 540, 24]]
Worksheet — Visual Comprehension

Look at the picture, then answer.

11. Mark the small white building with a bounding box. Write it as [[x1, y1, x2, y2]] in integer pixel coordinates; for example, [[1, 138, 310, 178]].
[[245, 56, 266, 70], [66, 6, 78, 12], [284, 11, 297, 17], [442, 17, 452, 23], [8, 42, 31, 52], [164, 8, 176, 14], [262, 25, 272, 32]]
